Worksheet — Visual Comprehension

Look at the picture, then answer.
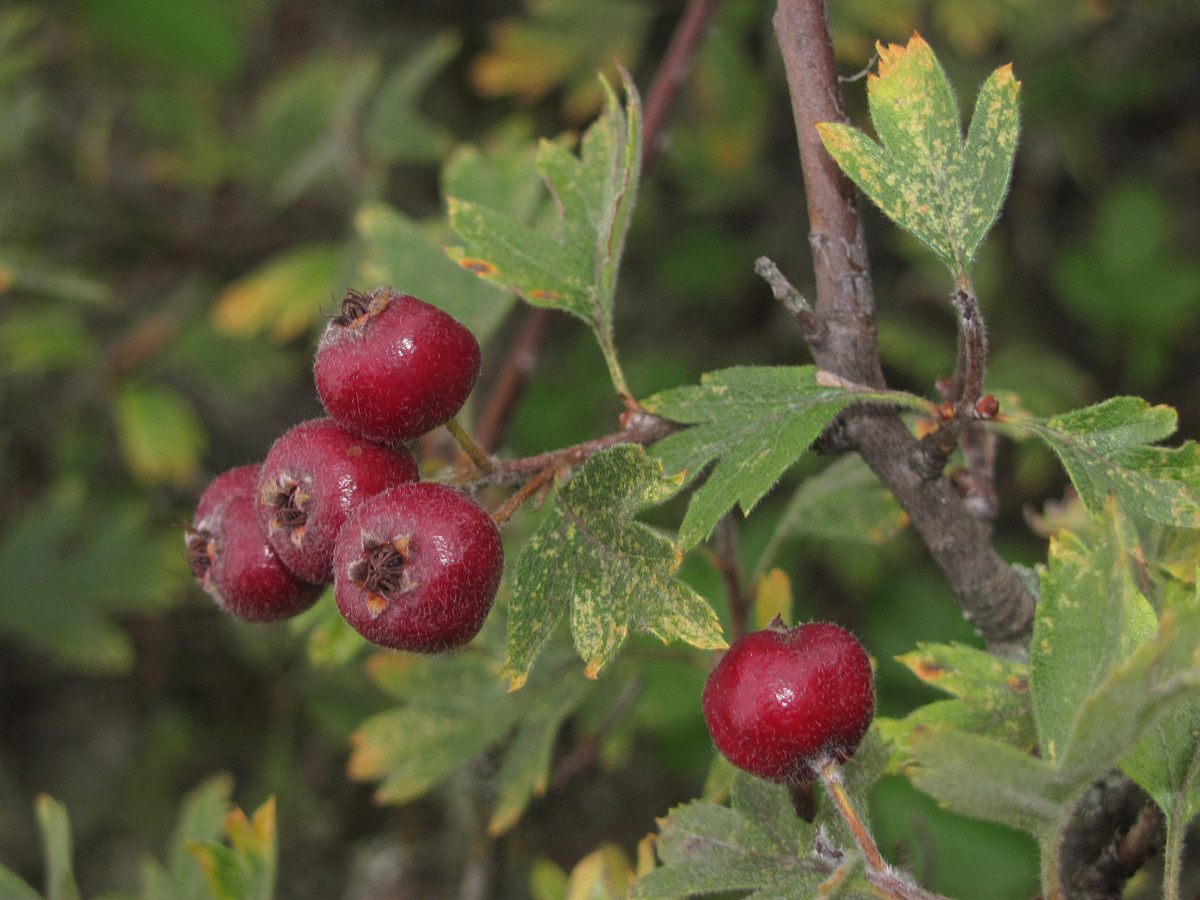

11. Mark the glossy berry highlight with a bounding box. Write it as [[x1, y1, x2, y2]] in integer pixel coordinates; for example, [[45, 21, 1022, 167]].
[[701, 620, 875, 784], [314, 287, 481, 444], [258, 418, 420, 584], [187, 465, 324, 622], [333, 482, 503, 653]]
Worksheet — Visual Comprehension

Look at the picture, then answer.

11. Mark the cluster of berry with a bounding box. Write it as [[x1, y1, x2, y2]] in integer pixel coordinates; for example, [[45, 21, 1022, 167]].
[[186, 287, 504, 653]]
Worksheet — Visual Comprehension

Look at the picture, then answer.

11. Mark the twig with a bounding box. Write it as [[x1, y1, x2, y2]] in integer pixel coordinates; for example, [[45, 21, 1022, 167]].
[[469, 414, 681, 487], [712, 514, 753, 640], [771, 0, 1035, 657], [474, 307, 554, 455], [641, 0, 726, 171], [755, 255, 812, 315]]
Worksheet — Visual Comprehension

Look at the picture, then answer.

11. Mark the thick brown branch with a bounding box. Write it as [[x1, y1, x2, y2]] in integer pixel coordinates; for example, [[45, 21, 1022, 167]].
[[771, 0, 1035, 655]]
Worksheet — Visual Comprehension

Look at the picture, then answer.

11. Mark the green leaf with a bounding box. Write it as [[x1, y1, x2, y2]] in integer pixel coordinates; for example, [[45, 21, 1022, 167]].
[[352, 203, 516, 345], [350, 623, 591, 830], [447, 70, 641, 395], [503, 445, 725, 689], [758, 455, 906, 575], [816, 33, 1019, 278], [643, 366, 927, 550], [0, 866, 42, 900], [1014, 396, 1200, 528], [350, 647, 521, 804], [632, 772, 829, 899], [36, 796, 80, 900], [161, 776, 237, 900], [290, 595, 364, 670], [0, 482, 177, 673], [489, 674, 588, 835], [113, 379, 207, 487], [361, 30, 457, 164]]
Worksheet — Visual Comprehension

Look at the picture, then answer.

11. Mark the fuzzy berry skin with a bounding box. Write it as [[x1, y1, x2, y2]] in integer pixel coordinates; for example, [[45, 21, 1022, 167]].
[[314, 287, 481, 444], [701, 621, 875, 784], [333, 482, 503, 653], [258, 418, 420, 584], [187, 465, 324, 622]]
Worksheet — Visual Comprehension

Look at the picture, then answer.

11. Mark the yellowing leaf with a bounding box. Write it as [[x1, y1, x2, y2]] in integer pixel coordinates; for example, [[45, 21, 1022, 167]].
[[212, 244, 340, 341]]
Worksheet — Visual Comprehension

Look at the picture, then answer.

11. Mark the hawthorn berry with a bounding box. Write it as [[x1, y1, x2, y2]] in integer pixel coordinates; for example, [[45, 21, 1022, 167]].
[[333, 482, 503, 653], [701, 620, 875, 784], [258, 418, 420, 584], [186, 465, 324, 622], [313, 287, 481, 444]]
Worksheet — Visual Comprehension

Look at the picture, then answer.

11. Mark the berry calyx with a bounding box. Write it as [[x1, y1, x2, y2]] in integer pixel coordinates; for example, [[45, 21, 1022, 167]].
[[187, 465, 324, 622], [258, 418, 419, 584], [333, 482, 503, 653], [701, 619, 875, 784], [314, 287, 482, 444]]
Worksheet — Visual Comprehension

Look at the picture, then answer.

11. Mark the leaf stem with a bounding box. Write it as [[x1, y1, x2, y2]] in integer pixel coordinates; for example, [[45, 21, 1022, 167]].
[[445, 417, 495, 474]]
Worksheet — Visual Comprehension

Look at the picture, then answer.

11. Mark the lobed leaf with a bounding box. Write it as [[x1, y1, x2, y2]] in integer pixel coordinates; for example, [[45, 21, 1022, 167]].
[[1014, 396, 1200, 528], [350, 624, 592, 832], [644, 366, 926, 550], [503, 445, 725, 688], [447, 70, 641, 392], [816, 33, 1019, 278]]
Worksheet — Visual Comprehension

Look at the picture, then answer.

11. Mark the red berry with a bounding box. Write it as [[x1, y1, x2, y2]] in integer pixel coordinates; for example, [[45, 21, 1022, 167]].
[[701, 621, 875, 784], [186, 465, 324, 622], [258, 418, 420, 584], [314, 287, 482, 444], [333, 482, 503, 653]]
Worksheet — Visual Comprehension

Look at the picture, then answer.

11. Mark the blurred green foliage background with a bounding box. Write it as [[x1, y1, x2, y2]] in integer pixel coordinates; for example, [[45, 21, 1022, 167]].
[[0, 0, 1197, 897]]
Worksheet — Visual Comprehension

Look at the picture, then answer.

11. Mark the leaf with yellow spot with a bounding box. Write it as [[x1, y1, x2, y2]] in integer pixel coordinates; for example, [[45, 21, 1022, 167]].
[[1013, 395, 1200, 528], [816, 33, 1020, 279], [503, 445, 726, 690]]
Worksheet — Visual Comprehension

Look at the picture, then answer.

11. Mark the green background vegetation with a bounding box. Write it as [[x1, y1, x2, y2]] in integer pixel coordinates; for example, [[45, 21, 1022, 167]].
[[1, 0, 1197, 897]]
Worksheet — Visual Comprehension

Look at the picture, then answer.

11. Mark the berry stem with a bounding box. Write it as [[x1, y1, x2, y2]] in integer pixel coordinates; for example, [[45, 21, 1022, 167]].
[[446, 417, 495, 474], [819, 761, 952, 900]]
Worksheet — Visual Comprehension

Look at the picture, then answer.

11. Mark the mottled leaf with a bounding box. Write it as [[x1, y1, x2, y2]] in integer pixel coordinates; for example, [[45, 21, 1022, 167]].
[[1014, 396, 1200, 528], [816, 33, 1019, 277], [1031, 507, 1143, 762], [1120, 578, 1200, 856], [644, 366, 926, 550], [504, 445, 725, 689]]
